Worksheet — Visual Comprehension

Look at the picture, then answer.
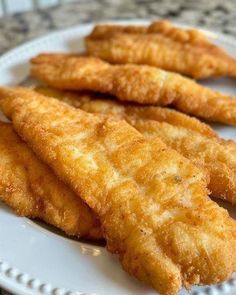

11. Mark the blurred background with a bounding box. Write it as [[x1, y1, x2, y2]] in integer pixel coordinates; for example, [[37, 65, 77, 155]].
[[0, 0, 236, 55], [0, 0, 74, 15]]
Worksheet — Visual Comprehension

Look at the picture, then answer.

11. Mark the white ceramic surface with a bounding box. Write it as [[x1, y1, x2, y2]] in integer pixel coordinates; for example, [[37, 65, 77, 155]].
[[0, 20, 236, 295]]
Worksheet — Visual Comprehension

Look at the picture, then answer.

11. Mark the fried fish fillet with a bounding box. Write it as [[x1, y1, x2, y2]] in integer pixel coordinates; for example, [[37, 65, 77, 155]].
[[31, 54, 236, 125], [36, 86, 236, 204], [85, 20, 236, 79], [1, 87, 236, 295], [0, 122, 101, 239], [35, 86, 216, 138]]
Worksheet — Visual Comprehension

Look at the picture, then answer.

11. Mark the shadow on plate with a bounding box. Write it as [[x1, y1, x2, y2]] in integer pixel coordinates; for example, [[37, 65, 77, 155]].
[[31, 219, 106, 247]]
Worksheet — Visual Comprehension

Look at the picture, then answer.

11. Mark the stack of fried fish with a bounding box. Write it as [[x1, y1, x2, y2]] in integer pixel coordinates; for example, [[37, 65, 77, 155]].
[[0, 20, 236, 295]]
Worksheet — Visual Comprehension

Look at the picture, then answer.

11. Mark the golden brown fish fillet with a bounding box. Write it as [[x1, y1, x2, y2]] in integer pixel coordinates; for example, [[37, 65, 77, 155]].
[[1, 87, 236, 295], [86, 20, 236, 79], [36, 86, 236, 204], [0, 122, 101, 239], [31, 54, 236, 125], [133, 121, 236, 204], [35, 86, 217, 138]]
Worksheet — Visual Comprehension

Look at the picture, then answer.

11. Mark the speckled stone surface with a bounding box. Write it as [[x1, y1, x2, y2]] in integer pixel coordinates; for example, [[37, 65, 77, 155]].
[[1, 0, 236, 56], [0, 0, 236, 294]]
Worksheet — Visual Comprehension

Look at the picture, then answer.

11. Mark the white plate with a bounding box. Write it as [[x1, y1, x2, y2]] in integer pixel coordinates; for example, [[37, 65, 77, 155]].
[[0, 20, 236, 295]]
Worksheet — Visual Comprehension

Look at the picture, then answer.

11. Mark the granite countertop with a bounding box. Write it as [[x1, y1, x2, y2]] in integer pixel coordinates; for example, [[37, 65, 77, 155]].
[[1, 0, 236, 56], [0, 0, 236, 294]]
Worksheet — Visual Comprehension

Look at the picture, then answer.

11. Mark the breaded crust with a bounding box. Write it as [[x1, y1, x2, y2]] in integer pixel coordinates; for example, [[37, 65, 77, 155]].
[[36, 86, 236, 204], [1, 87, 236, 295], [86, 20, 236, 79], [31, 54, 236, 125], [35, 86, 216, 138], [0, 122, 101, 239]]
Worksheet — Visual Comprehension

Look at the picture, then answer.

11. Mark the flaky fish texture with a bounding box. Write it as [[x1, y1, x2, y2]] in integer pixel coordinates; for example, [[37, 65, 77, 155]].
[[31, 54, 236, 125], [86, 20, 236, 79], [36, 86, 236, 204], [0, 122, 101, 239], [1, 87, 236, 295]]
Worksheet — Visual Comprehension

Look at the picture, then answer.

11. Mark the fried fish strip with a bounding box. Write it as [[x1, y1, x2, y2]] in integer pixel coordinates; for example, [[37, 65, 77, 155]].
[[36, 87, 236, 204], [1, 87, 236, 295], [86, 20, 236, 79], [31, 54, 236, 125], [35, 86, 216, 138], [0, 122, 101, 239]]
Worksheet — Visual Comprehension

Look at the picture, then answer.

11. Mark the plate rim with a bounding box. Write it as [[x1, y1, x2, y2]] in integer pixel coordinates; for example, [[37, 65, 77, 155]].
[[0, 19, 236, 295], [0, 258, 75, 295]]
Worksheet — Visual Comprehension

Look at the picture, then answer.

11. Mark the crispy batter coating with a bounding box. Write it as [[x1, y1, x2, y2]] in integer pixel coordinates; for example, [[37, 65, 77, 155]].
[[36, 86, 236, 204], [86, 20, 236, 79], [1, 87, 236, 295], [35, 86, 217, 138], [133, 122, 236, 204], [31, 54, 236, 125], [0, 122, 101, 239]]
